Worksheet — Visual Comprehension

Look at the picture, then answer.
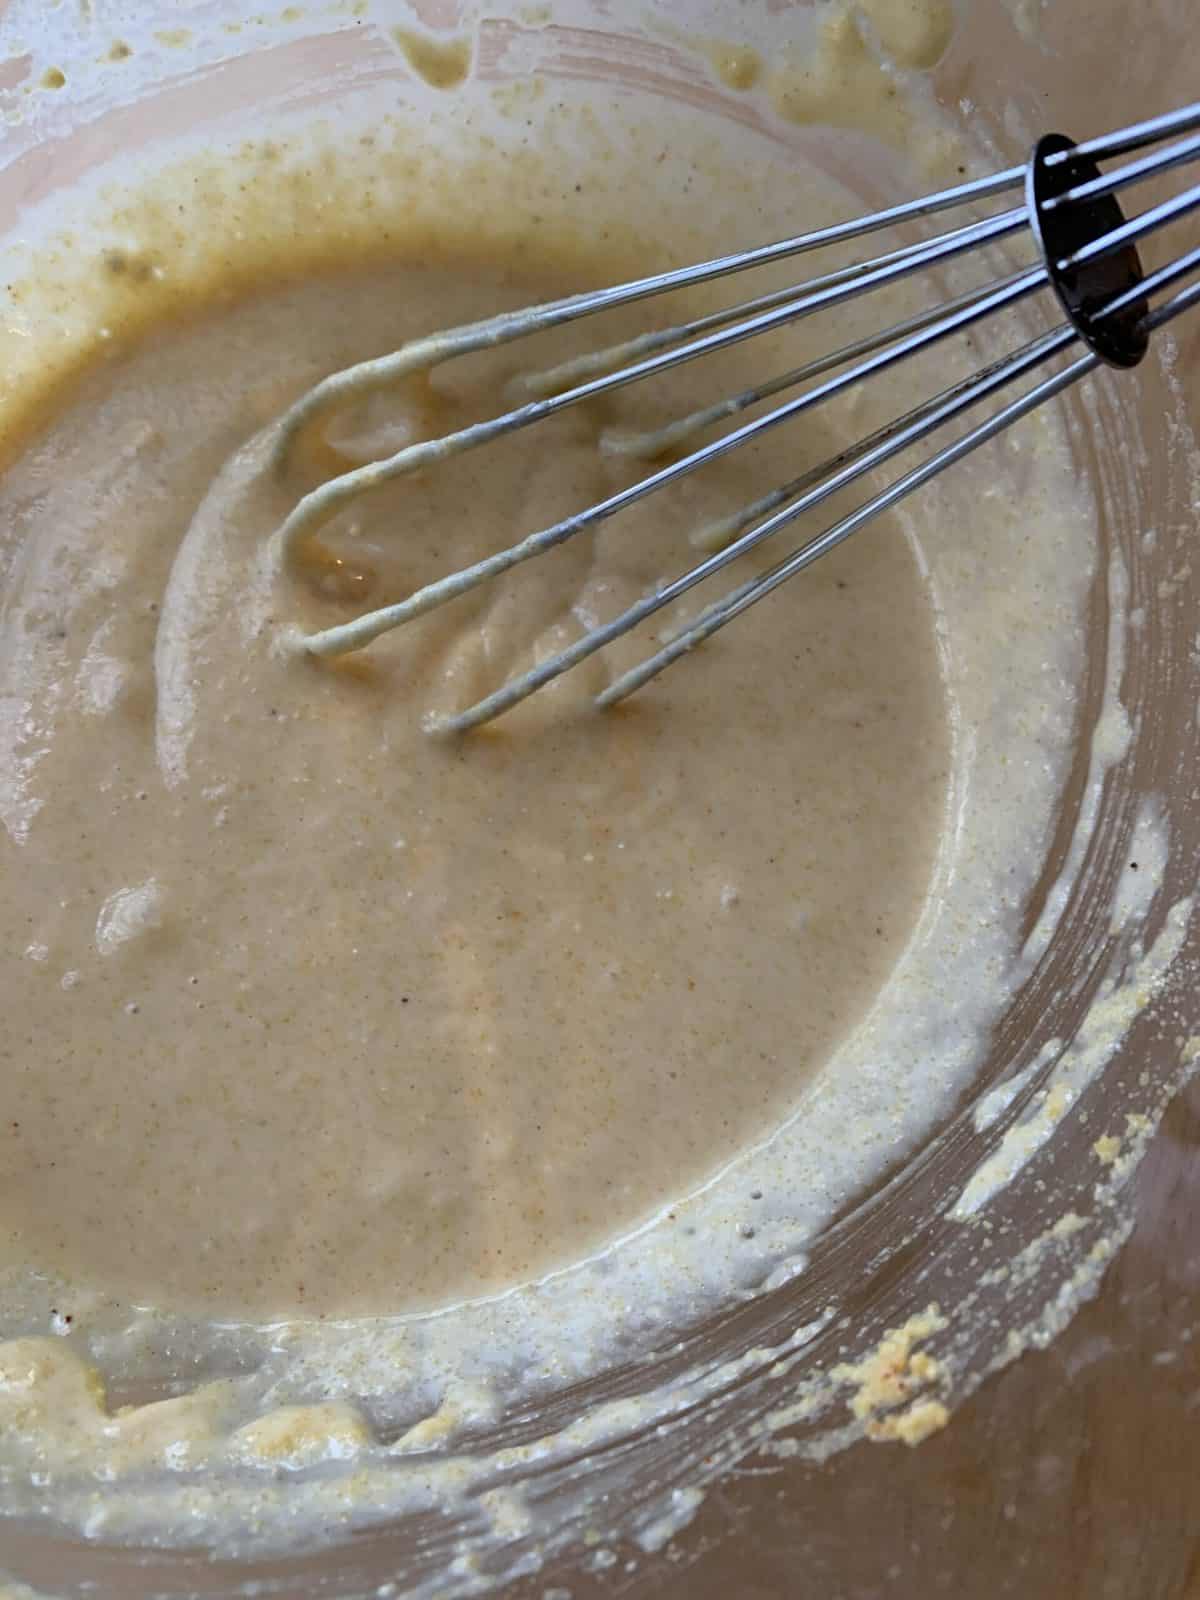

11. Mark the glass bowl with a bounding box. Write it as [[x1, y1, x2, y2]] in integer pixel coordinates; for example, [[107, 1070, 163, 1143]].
[[0, 1, 1195, 1595]]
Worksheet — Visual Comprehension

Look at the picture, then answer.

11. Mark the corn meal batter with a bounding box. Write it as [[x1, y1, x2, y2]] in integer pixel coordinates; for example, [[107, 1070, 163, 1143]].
[[3, 0, 1184, 1579], [0, 251, 947, 1318]]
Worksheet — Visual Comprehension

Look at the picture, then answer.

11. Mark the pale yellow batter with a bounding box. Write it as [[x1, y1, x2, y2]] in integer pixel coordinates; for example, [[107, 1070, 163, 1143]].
[[0, 249, 948, 1318], [2, 0, 1174, 1575]]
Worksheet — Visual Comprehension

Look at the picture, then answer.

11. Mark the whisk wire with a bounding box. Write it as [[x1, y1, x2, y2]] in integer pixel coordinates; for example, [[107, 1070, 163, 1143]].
[[596, 356, 1104, 712], [602, 268, 1035, 463], [276, 206, 1028, 563], [601, 254, 1200, 712], [270, 101, 1200, 732], [271, 167, 1034, 472], [299, 264, 1047, 660], [1061, 180, 1200, 273], [1054, 101, 1200, 166], [429, 323, 1081, 734], [512, 226, 1012, 405], [1045, 129, 1200, 212]]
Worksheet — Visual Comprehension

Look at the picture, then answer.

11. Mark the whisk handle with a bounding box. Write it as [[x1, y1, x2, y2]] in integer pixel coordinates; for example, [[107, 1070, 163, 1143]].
[[1028, 132, 1149, 368]]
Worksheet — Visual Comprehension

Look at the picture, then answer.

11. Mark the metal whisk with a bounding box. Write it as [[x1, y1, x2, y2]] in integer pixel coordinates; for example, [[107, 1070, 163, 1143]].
[[270, 101, 1200, 735]]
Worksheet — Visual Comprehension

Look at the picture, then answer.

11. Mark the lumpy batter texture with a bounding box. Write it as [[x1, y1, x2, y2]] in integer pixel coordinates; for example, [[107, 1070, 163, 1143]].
[[0, 254, 948, 1318], [0, 3, 1161, 1573]]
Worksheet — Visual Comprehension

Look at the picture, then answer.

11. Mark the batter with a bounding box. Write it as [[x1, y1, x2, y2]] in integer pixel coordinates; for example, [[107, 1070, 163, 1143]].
[[1, 0, 1174, 1578], [0, 251, 947, 1318]]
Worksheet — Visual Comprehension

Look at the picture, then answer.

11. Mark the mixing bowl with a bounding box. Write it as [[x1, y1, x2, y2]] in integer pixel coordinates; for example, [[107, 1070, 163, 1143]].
[[0, 1, 1196, 1595]]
